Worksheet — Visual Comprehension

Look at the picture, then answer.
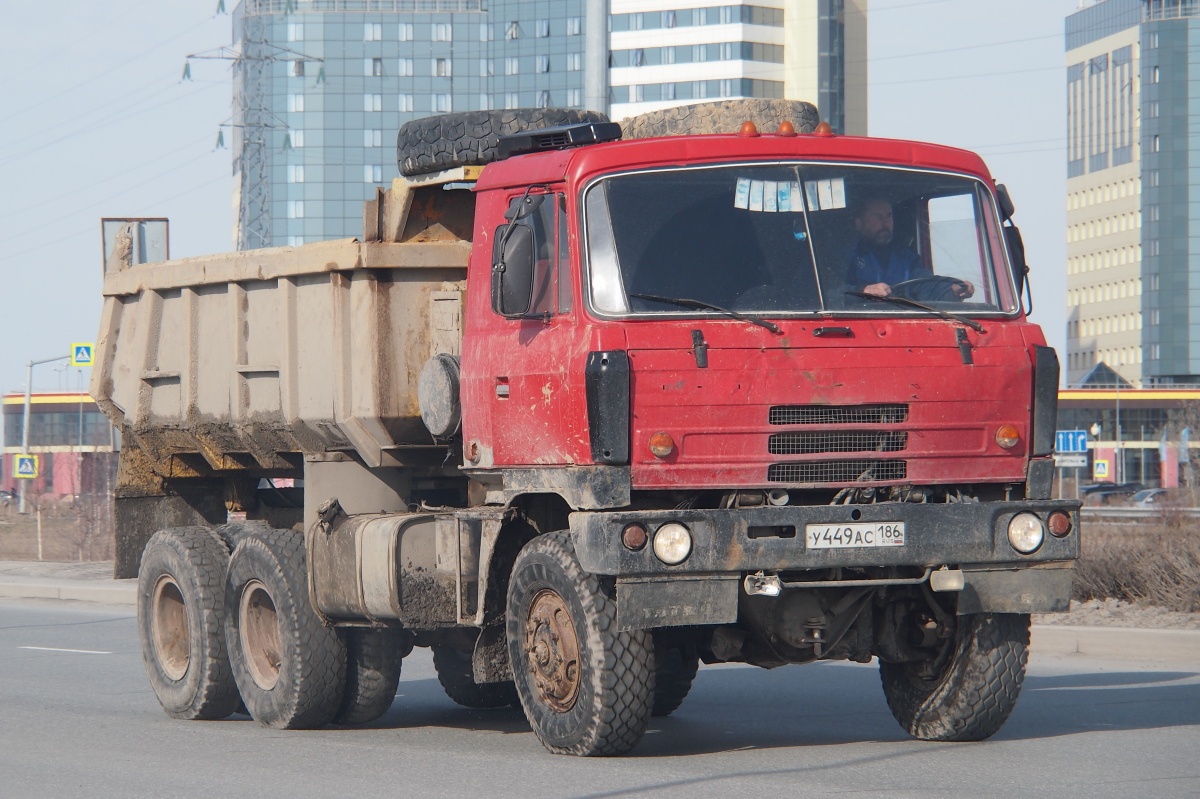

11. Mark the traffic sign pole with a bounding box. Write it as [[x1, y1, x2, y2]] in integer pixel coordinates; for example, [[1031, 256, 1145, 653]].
[[18, 355, 69, 515]]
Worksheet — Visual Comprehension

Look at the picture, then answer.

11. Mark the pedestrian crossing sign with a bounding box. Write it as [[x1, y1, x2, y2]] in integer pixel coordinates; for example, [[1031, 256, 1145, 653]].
[[71, 343, 95, 367], [14, 455, 38, 480]]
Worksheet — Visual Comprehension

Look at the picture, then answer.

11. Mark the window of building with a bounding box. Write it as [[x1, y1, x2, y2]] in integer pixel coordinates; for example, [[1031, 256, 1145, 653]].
[[433, 58, 452, 77], [366, 58, 383, 77], [506, 21, 520, 39], [1148, 170, 1159, 187], [399, 22, 414, 41], [536, 55, 550, 73], [567, 17, 581, 35], [566, 53, 581, 71], [287, 200, 304, 219], [505, 92, 520, 109], [399, 94, 414, 112], [480, 59, 493, 77], [720, 79, 734, 97], [289, 130, 305, 148], [364, 93, 382, 112], [566, 88, 581, 107], [1149, 31, 1159, 49], [1150, 274, 1160, 290], [694, 44, 708, 62], [479, 93, 494, 110], [630, 85, 643, 103], [364, 165, 383, 183], [663, 82, 676, 100], [1149, 205, 1160, 223], [664, 10, 677, 28], [632, 49, 645, 67], [287, 164, 304, 183], [505, 57, 520, 75], [536, 19, 550, 37], [288, 60, 305, 78], [288, 236, 304, 247], [287, 23, 303, 42], [432, 23, 452, 42], [287, 94, 305, 113], [434, 93, 452, 113], [537, 90, 551, 107], [365, 129, 382, 147], [1152, 65, 1160, 83], [479, 23, 493, 41], [719, 43, 734, 61], [398, 58, 413, 77], [364, 23, 383, 42]]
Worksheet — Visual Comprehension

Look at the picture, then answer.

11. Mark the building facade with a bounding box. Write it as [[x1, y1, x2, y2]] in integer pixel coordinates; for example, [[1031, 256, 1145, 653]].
[[1, 393, 116, 499], [1065, 0, 1200, 387]]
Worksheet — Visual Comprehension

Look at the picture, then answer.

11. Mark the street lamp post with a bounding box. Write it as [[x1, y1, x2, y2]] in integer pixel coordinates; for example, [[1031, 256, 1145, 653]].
[[18, 355, 69, 514]]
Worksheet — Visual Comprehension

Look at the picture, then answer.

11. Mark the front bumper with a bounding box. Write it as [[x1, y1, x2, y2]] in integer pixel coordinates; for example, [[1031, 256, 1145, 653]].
[[569, 499, 1081, 576]]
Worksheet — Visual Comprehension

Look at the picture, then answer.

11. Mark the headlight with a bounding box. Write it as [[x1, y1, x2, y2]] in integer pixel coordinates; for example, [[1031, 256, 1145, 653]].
[[1007, 513, 1045, 554], [652, 522, 692, 565]]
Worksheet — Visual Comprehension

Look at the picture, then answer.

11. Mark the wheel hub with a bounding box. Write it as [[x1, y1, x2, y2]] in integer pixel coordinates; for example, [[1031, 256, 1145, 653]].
[[150, 574, 190, 681], [525, 589, 581, 713], [240, 580, 282, 690]]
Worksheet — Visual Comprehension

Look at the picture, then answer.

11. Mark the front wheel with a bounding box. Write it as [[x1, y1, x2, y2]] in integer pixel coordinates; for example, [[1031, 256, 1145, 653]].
[[506, 532, 654, 756], [879, 612, 1030, 742]]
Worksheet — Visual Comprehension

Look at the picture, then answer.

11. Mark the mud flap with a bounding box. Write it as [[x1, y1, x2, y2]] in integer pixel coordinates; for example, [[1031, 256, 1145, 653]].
[[615, 575, 739, 631], [956, 565, 1073, 615]]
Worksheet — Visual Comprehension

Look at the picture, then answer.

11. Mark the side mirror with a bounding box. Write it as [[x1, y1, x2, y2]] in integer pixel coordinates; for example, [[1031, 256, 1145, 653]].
[[491, 224, 535, 317], [995, 183, 1016, 222], [1004, 224, 1028, 298]]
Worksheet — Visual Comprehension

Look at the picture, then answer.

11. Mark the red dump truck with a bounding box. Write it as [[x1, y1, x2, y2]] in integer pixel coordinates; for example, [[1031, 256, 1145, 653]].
[[93, 100, 1079, 756]]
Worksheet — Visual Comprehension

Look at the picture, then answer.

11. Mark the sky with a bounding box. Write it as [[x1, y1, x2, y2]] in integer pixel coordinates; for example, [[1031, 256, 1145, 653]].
[[0, 0, 1081, 396]]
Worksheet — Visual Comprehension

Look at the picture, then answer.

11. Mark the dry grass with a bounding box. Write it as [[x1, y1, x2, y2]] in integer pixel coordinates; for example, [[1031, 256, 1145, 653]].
[[1074, 515, 1200, 612]]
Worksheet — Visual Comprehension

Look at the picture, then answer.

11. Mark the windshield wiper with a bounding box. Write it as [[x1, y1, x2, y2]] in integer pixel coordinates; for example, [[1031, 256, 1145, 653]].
[[844, 291, 985, 333], [629, 293, 782, 334]]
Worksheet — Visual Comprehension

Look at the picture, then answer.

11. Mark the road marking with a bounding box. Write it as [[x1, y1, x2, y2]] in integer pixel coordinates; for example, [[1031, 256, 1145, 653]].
[[18, 646, 112, 655]]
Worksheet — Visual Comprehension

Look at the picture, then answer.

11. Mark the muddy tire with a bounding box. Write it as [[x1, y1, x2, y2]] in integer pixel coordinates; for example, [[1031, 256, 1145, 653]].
[[879, 612, 1030, 742], [137, 526, 241, 720], [621, 99, 820, 140], [397, 108, 609, 176], [432, 645, 519, 709], [651, 642, 699, 717], [506, 532, 654, 756], [225, 529, 346, 729], [212, 520, 273, 555], [334, 628, 404, 725]]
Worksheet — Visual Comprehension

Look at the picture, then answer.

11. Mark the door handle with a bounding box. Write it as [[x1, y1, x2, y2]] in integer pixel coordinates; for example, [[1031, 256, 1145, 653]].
[[495, 377, 510, 398]]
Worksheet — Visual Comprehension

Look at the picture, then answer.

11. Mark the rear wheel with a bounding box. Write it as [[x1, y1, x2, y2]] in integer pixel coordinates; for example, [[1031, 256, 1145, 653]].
[[879, 612, 1030, 742], [506, 532, 654, 756], [225, 530, 346, 729], [651, 640, 699, 717], [334, 628, 405, 725], [432, 645, 518, 709], [137, 527, 240, 720]]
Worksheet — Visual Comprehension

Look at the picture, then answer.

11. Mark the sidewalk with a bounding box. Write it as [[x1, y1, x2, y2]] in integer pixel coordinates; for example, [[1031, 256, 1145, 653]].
[[1, 560, 1197, 662]]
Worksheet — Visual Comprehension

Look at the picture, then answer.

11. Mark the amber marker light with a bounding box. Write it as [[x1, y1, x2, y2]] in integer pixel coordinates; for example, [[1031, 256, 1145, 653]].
[[1048, 511, 1073, 538], [776, 120, 797, 137], [995, 424, 1020, 449], [738, 120, 760, 137], [649, 432, 676, 458], [622, 523, 648, 551]]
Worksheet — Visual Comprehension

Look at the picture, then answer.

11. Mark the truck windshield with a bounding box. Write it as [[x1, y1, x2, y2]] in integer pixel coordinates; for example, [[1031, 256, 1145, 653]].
[[584, 163, 1017, 318]]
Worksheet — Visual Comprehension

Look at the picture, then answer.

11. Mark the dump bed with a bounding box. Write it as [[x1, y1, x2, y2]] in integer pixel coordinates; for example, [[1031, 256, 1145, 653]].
[[91, 172, 475, 474]]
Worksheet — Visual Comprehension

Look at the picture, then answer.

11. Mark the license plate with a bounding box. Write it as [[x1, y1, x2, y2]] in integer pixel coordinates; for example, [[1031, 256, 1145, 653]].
[[805, 522, 906, 549]]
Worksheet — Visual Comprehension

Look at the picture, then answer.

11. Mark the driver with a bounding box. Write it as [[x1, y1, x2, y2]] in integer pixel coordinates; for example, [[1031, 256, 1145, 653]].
[[845, 196, 974, 300]]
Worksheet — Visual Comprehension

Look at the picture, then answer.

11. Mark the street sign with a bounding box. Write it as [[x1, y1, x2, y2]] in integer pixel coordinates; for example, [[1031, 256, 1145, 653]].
[[70, 343, 95, 367], [1054, 453, 1087, 469], [1056, 430, 1088, 453], [1093, 459, 1110, 480], [14, 454, 38, 480]]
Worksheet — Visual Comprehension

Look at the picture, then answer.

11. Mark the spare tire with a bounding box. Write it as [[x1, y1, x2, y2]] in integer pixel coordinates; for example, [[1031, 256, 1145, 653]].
[[397, 108, 610, 177], [622, 99, 820, 140]]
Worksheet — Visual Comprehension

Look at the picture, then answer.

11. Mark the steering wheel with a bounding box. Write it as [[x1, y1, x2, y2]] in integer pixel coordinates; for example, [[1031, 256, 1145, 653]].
[[888, 275, 970, 303]]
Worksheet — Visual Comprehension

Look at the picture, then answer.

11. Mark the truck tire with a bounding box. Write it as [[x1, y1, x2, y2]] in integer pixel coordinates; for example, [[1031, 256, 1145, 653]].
[[334, 628, 404, 725], [137, 526, 241, 720], [652, 643, 699, 717], [225, 529, 346, 729], [431, 645, 519, 709], [506, 532, 654, 756], [879, 612, 1030, 742], [213, 520, 273, 554], [621, 98, 820, 140], [397, 108, 610, 176]]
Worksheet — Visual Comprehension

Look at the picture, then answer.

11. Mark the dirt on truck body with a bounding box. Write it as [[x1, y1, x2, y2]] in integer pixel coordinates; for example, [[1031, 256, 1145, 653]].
[[93, 100, 1080, 756]]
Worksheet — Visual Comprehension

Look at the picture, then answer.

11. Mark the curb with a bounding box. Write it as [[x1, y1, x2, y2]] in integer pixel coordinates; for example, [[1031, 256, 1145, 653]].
[[1032, 624, 1200, 662], [0, 578, 136, 606]]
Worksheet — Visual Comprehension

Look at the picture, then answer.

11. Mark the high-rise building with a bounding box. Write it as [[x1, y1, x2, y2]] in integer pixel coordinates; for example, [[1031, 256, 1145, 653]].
[[230, 0, 863, 251], [231, 0, 598, 250], [1065, 0, 1200, 387], [608, 0, 866, 134]]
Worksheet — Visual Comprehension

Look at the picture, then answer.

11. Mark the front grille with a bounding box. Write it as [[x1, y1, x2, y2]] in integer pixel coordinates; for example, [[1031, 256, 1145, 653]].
[[768, 460, 908, 484], [768, 431, 908, 455], [769, 403, 909, 426]]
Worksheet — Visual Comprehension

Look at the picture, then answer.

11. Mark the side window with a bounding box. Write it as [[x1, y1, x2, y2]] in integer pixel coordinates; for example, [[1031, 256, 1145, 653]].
[[557, 194, 572, 313]]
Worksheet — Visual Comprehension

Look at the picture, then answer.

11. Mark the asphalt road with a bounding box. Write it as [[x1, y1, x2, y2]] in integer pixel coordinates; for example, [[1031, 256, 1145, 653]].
[[1, 599, 1197, 799]]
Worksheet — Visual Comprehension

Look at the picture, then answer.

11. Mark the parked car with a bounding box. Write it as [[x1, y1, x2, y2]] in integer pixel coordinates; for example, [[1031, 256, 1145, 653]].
[[1083, 483, 1146, 505], [1132, 488, 1169, 507]]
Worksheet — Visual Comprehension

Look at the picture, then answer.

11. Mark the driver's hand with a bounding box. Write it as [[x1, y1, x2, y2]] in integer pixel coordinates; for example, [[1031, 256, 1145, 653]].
[[863, 283, 891, 297], [952, 281, 975, 299]]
